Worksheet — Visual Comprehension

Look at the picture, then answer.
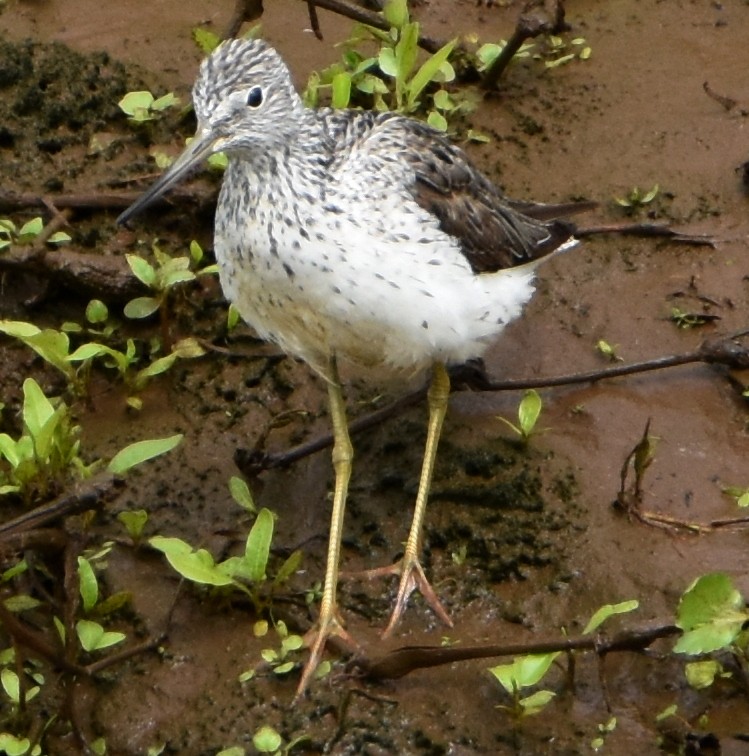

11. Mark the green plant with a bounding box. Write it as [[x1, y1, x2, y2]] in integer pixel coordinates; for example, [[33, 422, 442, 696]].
[[0, 375, 182, 504], [722, 485, 749, 508], [590, 716, 617, 752], [118, 90, 180, 123], [117, 508, 149, 542], [489, 652, 560, 717], [0, 378, 91, 503], [497, 389, 543, 443], [149, 506, 302, 612], [304, 0, 458, 130], [669, 307, 718, 329], [476, 34, 591, 73], [596, 339, 622, 362], [0, 216, 71, 250], [248, 724, 308, 755], [256, 620, 305, 677], [673, 573, 748, 656], [0, 318, 205, 409], [489, 600, 638, 718], [124, 240, 218, 320], [69, 335, 205, 410], [614, 184, 659, 211]]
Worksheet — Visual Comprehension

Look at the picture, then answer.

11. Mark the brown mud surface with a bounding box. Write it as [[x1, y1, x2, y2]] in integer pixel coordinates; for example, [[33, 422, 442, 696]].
[[1, 0, 749, 754]]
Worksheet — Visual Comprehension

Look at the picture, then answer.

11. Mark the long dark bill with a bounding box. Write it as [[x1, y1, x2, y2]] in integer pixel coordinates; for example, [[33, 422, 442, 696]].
[[117, 127, 220, 225]]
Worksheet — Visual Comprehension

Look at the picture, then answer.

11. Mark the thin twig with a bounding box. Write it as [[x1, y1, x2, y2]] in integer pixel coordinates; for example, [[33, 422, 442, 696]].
[[237, 331, 749, 475], [304, 0, 446, 53], [0, 473, 124, 538]]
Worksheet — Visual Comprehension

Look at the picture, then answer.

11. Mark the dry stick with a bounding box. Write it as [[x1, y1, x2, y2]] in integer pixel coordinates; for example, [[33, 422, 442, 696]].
[[304, 0, 446, 53], [359, 624, 681, 680], [223, 0, 265, 40], [0, 597, 83, 674], [0, 189, 204, 212], [237, 332, 749, 475], [306, 0, 323, 40], [482, 0, 568, 89], [0, 473, 124, 538]]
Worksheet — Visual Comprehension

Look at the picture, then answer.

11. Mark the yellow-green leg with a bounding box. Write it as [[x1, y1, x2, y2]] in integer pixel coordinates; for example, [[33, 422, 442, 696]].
[[297, 357, 356, 696], [382, 362, 453, 638]]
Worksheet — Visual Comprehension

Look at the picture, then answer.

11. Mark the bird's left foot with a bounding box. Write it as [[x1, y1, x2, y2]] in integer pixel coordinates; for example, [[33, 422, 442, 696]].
[[296, 610, 359, 698], [356, 554, 453, 638]]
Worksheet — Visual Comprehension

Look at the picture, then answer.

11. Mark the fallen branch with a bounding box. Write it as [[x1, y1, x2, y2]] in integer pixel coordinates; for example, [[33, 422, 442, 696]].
[[236, 331, 749, 475], [357, 623, 681, 680]]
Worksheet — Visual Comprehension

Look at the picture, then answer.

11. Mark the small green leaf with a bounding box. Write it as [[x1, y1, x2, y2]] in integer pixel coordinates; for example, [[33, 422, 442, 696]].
[[3, 595, 42, 612], [107, 434, 183, 475], [124, 296, 161, 319], [77, 556, 99, 612], [1, 668, 21, 703], [117, 509, 149, 540], [189, 239, 203, 264], [655, 704, 678, 721], [86, 299, 109, 324], [22, 378, 56, 441], [149, 536, 234, 586], [47, 231, 72, 245], [583, 599, 639, 635], [426, 110, 448, 132], [432, 89, 453, 111], [281, 634, 303, 653], [331, 72, 352, 109], [125, 254, 157, 287], [18, 217, 44, 239], [0, 732, 31, 755], [274, 549, 303, 585], [489, 652, 560, 694], [378, 47, 399, 78], [252, 725, 282, 753], [244, 508, 274, 582], [273, 661, 295, 675], [136, 353, 179, 382], [215, 748, 245, 756], [685, 660, 723, 689], [68, 342, 113, 362], [674, 572, 747, 654], [76, 619, 126, 652], [229, 476, 256, 513], [518, 389, 542, 437], [519, 689, 555, 716], [383, 0, 409, 28], [118, 91, 155, 116], [192, 27, 221, 54], [151, 93, 180, 111], [407, 38, 456, 106]]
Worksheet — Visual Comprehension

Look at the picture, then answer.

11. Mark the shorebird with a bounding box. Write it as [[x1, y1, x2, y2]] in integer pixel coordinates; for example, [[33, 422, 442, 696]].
[[118, 38, 581, 695]]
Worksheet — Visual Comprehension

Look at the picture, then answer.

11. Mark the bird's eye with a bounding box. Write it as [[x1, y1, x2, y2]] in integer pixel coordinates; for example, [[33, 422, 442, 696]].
[[246, 86, 263, 108]]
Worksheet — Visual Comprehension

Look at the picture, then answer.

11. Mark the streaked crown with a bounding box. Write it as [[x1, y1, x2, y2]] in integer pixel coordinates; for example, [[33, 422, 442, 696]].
[[192, 38, 304, 152]]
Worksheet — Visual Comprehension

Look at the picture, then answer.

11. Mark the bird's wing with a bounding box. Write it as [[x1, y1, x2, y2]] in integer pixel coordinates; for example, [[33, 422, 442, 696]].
[[365, 115, 577, 273]]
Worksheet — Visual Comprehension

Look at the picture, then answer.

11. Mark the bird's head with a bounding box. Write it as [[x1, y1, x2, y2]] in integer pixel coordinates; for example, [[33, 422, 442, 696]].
[[118, 38, 302, 224]]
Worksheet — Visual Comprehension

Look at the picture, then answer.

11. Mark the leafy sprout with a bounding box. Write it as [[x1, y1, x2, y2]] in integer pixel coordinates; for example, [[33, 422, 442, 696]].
[[497, 389, 544, 443], [614, 184, 659, 210], [303, 0, 458, 131], [118, 90, 180, 123]]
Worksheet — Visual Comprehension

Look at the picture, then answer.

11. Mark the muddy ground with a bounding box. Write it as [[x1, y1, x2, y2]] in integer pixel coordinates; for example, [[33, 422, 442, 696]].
[[1, 0, 749, 754]]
